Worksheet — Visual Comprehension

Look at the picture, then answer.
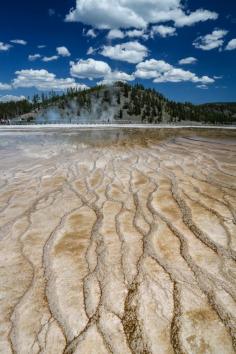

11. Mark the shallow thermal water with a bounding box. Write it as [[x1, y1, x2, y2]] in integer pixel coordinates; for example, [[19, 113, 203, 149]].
[[0, 128, 236, 354]]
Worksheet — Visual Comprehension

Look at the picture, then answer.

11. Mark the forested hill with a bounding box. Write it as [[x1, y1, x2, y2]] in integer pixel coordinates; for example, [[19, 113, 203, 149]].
[[0, 82, 236, 124]]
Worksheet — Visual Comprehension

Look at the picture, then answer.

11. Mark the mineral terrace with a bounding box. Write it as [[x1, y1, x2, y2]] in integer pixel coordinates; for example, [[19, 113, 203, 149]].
[[0, 127, 236, 354]]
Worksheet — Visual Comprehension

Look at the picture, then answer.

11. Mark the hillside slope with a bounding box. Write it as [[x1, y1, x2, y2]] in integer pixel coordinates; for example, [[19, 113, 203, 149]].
[[1, 82, 236, 124]]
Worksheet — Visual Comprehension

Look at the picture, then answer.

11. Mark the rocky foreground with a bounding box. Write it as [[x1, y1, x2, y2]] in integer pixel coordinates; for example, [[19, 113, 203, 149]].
[[0, 128, 236, 354]]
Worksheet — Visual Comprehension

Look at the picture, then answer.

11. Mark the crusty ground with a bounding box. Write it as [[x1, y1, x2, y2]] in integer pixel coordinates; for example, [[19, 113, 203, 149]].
[[0, 129, 236, 354]]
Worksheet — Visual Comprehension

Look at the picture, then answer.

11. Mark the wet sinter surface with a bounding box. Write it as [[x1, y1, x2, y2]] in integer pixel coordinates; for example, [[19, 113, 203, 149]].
[[0, 128, 236, 354]]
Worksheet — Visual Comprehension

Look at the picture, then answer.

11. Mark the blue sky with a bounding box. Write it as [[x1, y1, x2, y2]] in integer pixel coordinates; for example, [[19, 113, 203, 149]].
[[0, 0, 236, 103]]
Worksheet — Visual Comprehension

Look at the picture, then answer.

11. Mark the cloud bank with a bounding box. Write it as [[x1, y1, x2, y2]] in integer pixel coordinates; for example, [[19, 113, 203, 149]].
[[225, 38, 236, 51], [10, 39, 27, 45], [193, 29, 228, 51], [0, 83, 12, 90], [101, 41, 148, 63], [135, 59, 214, 84], [0, 95, 26, 102], [65, 0, 218, 29], [70, 58, 134, 85], [179, 57, 197, 65], [56, 46, 71, 57], [13, 69, 87, 91], [0, 42, 12, 51]]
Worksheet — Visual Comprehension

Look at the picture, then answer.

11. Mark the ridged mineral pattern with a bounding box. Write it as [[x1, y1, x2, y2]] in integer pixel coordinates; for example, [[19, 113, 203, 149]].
[[0, 129, 236, 354]]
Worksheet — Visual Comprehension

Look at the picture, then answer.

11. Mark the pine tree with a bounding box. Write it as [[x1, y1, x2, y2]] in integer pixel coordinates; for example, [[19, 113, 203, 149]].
[[117, 92, 121, 105]]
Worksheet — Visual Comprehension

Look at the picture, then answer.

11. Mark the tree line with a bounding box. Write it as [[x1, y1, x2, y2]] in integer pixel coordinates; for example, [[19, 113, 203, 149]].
[[0, 82, 235, 125]]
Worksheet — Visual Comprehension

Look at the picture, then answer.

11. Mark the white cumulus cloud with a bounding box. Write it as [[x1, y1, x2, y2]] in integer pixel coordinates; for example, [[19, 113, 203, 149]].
[[65, 0, 218, 29], [28, 54, 41, 61], [151, 25, 176, 38], [56, 46, 71, 57], [86, 46, 97, 55], [135, 59, 214, 85], [225, 38, 236, 51], [0, 82, 12, 90], [154, 69, 213, 84], [0, 42, 12, 51], [126, 29, 147, 39], [42, 55, 59, 62], [10, 39, 27, 45], [193, 29, 228, 51], [70, 58, 134, 84], [0, 95, 26, 102], [101, 41, 148, 64], [107, 29, 148, 40], [107, 29, 125, 40], [135, 59, 173, 79], [13, 69, 86, 91], [98, 70, 135, 85], [70, 58, 112, 79], [86, 29, 97, 38], [179, 57, 197, 65], [197, 84, 208, 89], [173, 9, 218, 27]]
